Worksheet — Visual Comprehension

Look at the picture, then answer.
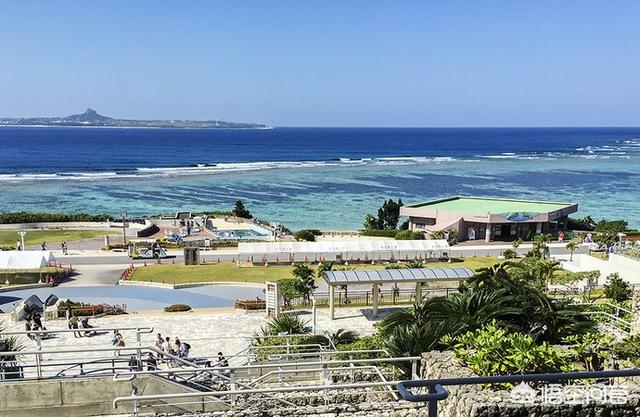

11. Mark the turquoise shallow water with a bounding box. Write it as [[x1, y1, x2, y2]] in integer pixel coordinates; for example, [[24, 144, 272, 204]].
[[1, 127, 639, 229]]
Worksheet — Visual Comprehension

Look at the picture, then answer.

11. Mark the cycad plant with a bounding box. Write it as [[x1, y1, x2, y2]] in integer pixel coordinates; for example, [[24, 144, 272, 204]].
[[324, 328, 359, 347], [260, 313, 309, 336], [0, 322, 24, 379]]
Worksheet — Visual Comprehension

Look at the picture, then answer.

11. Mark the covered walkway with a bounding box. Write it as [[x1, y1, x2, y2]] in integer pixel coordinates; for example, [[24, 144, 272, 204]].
[[321, 267, 474, 319]]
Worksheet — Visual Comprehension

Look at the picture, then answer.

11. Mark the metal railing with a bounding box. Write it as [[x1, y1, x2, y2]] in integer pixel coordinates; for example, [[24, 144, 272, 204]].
[[397, 368, 640, 417], [570, 302, 632, 334], [112, 353, 420, 414], [0, 326, 154, 380]]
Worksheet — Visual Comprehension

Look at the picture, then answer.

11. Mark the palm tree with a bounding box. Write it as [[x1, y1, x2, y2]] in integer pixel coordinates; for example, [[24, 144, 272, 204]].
[[292, 263, 317, 304], [316, 261, 334, 279], [533, 233, 553, 259], [566, 241, 578, 262], [406, 259, 424, 269], [467, 261, 515, 289]]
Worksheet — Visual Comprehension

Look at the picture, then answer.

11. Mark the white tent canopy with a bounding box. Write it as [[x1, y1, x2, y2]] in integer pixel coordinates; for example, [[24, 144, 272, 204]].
[[0, 251, 56, 270], [238, 239, 450, 263]]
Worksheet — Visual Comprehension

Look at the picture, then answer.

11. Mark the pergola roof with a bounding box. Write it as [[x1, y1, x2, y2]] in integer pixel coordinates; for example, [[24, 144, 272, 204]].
[[322, 267, 474, 285]]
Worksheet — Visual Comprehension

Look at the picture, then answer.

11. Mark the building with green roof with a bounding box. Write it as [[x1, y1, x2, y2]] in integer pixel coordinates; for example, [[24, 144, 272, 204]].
[[399, 196, 578, 242]]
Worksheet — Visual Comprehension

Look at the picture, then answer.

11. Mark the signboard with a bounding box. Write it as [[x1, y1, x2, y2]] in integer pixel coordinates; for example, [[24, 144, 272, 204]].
[[265, 281, 280, 317]]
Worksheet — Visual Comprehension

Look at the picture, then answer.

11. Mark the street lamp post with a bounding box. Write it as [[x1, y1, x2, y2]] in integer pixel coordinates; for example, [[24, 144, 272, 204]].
[[17, 229, 26, 251], [121, 209, 128, 245]]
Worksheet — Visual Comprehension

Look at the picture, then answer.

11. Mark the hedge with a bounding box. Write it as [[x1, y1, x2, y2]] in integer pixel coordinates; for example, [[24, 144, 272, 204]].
[[0, 211, 112, 224], [164, 304, 192, 312]]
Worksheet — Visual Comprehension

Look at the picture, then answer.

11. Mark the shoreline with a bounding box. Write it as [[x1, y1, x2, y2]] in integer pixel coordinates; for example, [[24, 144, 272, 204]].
[[0, 124, 272, 130]]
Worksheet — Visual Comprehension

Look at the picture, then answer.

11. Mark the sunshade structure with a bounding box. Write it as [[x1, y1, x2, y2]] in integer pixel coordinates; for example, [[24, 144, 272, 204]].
[[0, 251, 56, 270], [237, 240, 450, 264], [321, 267, 474, 319]]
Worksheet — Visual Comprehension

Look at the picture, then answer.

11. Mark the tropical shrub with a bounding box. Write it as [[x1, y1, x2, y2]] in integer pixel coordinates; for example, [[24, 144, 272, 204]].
[[324, 329, 359, 347], [336, 334, 385, 360], [446, 321, 572, 378], [0, 321, 25, 375], [430, 229, 458, 242], [294, 229, 321, 242], [394, 230, 425, 240], [362, 199, 403, 230], [594, 219, 629, 234], [564, 332, 615, 372], [501, 249, 518, 259], [603, 273, 632, 303], [381, 278, 594, 345], [360, 229, 398, 238], [277, 278, 304, 308], [614, 334, 640, 366], [164, 304, 192, 312], [568, 216, 596, 231]]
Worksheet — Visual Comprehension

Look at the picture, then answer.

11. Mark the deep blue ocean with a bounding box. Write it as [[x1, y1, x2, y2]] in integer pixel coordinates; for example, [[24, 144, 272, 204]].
[[1, 127, 639, 229]]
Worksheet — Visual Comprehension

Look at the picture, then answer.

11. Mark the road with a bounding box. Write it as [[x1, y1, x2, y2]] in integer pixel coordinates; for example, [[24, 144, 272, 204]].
[[57, 243, 585, 266]]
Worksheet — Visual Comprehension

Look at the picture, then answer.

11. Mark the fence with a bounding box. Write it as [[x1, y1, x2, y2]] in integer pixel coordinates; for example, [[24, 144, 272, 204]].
[[0, 327, 154, 380], [286, 287, 458, 309]]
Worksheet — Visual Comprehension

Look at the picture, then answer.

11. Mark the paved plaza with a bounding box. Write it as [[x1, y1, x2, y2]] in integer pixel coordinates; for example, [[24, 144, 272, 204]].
[[2, 306, 386, 362]]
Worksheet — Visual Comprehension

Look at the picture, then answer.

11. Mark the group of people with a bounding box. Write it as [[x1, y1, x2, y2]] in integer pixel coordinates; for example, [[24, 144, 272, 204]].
[[152, 333, 227, 368], [154, 333, 191, 360], [65, 306, 96, 337], [24, 311, 46, 340]]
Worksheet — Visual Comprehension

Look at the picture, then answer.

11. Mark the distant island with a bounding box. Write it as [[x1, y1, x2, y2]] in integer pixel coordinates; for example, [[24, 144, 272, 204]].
[[0, 108, 269, 129]]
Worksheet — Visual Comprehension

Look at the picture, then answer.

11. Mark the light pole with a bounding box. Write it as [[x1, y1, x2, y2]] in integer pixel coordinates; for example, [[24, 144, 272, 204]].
[[17, 229, 26, 251], [121, 209, 128, 245]]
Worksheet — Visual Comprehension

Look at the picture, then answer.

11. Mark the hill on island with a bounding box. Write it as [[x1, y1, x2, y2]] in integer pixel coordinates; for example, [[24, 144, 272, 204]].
[[0, 108, 268, 129]]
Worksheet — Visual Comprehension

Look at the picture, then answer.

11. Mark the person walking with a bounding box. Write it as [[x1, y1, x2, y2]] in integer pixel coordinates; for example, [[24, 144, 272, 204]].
[[112, 330, 125, 355], [69, 315, 81, 338], [41, 242, 47, 251], [154, 333, 164, 357], [161, 336, 170, 352]]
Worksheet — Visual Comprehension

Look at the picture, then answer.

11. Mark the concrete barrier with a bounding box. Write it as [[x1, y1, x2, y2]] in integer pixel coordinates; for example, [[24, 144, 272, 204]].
[[0, 374, 211, 417]]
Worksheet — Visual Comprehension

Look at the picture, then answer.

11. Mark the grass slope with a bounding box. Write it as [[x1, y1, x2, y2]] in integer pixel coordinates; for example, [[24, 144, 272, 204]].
[[0, 230, 115, 247], [130, 257, 499, 284]]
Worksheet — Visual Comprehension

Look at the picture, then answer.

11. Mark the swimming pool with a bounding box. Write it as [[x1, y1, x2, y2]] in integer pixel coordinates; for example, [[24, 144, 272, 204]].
[[216, 227, 272, 239], [0, 285, 264, 313]]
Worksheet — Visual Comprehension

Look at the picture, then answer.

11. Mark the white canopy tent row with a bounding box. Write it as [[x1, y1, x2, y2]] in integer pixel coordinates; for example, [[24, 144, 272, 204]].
[[237, 239, 450, 264], [0, 251, 56, 270]]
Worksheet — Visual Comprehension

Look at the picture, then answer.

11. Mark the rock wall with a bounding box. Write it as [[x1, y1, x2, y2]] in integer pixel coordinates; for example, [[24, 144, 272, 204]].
[[161, 402, 429, 417], [421, 351, 640, 417], [631, 290, 640, 333]]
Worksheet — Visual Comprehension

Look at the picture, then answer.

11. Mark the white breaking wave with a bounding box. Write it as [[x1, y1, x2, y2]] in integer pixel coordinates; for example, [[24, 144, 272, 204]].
[[0, 156, 463, 182]]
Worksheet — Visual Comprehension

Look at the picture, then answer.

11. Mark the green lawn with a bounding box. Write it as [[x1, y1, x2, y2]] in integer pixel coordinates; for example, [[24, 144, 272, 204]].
[[0, 230, 115, 247], [129, 256, 499, 284]]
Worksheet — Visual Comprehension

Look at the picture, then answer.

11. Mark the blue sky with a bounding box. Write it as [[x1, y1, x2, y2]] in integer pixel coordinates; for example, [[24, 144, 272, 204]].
[[1, 1, 638, 127]]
